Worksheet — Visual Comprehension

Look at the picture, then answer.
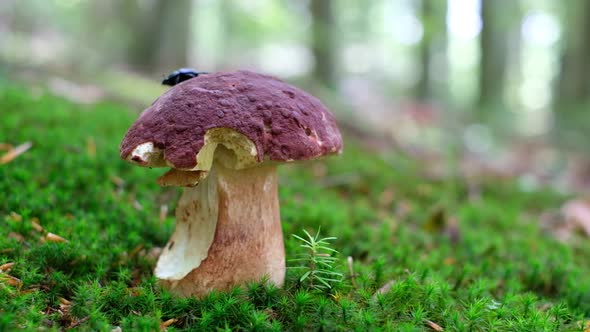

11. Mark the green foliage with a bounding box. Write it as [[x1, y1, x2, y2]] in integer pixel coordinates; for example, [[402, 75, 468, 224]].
[[0, 84, 589, 330], [289, 229, 343, 291]]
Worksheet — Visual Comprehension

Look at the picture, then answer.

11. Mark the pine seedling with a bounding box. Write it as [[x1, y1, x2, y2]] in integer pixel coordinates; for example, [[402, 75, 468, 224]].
[[289, 228, 343, 291]]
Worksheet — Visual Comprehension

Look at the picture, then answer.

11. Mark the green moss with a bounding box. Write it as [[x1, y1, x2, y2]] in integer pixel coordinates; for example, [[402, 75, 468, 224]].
[[0, 84, 589, 330]]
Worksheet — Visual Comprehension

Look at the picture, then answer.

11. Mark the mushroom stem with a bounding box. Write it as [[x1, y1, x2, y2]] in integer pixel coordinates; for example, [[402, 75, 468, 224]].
[[155, 162, 285, 297]]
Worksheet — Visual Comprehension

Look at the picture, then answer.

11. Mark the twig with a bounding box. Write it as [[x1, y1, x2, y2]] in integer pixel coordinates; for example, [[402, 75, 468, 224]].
[[424, 319, 444, 331], [372, 280, 395, 300], [68, 316, 90, 329], [0, 141, 32, 164], [159, 205, 169, 222], [347, 256, 357, 288]]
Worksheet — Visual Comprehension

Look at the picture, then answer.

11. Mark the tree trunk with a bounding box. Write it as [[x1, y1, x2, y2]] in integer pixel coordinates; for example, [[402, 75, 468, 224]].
[[478, 0, 520, 108], [555, 0, 590, 107], [156, 0, 192, 72], [122, 0, 192, 74], [310, 0, 337, 89], [415, 0, 447, 101]]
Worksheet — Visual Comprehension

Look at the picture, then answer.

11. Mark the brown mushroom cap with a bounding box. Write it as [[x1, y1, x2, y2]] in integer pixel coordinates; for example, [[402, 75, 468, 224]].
[[120, 70, 343, 170]]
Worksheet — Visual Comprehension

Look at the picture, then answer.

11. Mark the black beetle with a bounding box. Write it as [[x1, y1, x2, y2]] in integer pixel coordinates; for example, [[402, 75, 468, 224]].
[[162, 68, 208, 86]]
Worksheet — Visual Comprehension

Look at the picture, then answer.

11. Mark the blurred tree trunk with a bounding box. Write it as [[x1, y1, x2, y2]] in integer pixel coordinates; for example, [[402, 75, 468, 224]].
[[555, 1, 590, 107], [121, 0, 160, 72], [415, 0, 447, 101], [219, 0, 237, 68], [156, 0, 191, 71], [310, 0, 337, 89], [478, 0, 520, 108], [122, 0, 191, 73]]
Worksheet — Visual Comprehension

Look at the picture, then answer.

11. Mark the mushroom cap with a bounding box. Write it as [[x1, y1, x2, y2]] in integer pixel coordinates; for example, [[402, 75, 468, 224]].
[[120, 70, 343, 170]]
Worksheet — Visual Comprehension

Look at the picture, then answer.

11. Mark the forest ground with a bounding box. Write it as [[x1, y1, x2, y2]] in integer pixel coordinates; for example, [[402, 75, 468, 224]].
[[1, 81, 590, 331]]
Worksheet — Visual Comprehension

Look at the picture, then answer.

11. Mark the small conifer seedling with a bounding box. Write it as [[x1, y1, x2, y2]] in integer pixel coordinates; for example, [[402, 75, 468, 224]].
[[289, 229, 343, 291]]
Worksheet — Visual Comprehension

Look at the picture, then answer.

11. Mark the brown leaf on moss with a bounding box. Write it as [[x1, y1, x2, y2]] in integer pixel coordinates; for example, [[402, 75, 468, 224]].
[[8, 232, 24, 242], [45, 233, 68, 243], [0, 274, 23, 288], [31, 218, 44, 233], [443, 257, 456, 265], [161, 318, 178, 330], [19, 287, 39, 294], [110, 175, 125, 187], [542, 198, 590, 242], [7, 212, 22, 222], [58, 297, 72, 312], [563, 199, 590, 236], [0, 262, 15, 272]]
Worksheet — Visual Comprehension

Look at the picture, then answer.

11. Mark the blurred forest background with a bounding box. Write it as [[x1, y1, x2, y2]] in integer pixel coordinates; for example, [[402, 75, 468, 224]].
[[1, 0, 590, 192]]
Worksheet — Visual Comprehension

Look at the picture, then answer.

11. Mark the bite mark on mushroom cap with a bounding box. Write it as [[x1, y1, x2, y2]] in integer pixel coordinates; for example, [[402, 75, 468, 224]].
[[155, 128, 259, 187]]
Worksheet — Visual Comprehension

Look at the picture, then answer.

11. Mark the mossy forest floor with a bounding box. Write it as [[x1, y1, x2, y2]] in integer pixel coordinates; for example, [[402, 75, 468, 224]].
[[1, 83, 590, 331]]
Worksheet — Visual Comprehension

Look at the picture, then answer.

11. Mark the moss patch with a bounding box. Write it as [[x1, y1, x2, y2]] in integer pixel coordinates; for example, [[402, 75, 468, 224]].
[[1, 84, 589, 331]]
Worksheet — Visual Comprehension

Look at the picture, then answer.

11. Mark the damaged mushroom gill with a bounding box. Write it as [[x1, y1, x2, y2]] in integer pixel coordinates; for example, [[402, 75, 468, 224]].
[[153, 129, 285, 296]]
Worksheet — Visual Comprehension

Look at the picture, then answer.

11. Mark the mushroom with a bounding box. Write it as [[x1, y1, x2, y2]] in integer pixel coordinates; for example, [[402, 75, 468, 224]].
[[120, 70, 342, 297]]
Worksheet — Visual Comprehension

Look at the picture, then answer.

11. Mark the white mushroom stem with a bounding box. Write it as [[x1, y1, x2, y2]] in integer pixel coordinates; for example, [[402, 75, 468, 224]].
[[155, 162, 285, 297]]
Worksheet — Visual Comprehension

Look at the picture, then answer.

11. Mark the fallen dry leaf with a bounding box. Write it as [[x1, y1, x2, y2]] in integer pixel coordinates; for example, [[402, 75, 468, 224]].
[[59, 297, 71, 305], [562, 199, 590, 236], [45, 233, 68, 243], [443, 257, 456, 265], [8, 232, 24, 242], [161, 318, 178, 330], [0, 274, 23, 288], [7, 212, 22, 222], [59, 297, 72, 312], [0, 262, 15, 272], [543, 198, 590, 242], [425, 319, 444, 331], [110, 175, 125, 187], [0, 141, 32, 164], [133, 200, 143, 211], [31, 218, 44, 232], [19, 287, 39, 295]]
